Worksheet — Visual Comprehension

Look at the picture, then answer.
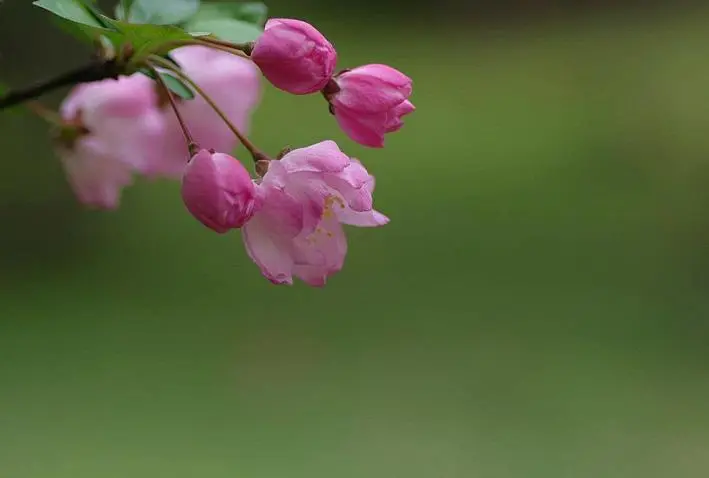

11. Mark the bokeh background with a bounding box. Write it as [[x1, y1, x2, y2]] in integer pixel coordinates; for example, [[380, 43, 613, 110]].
[[2, 0, 709, 477]]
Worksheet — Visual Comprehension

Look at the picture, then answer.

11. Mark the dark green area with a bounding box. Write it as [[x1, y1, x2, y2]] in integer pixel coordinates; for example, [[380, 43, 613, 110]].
[[1, 3, 709, 477]]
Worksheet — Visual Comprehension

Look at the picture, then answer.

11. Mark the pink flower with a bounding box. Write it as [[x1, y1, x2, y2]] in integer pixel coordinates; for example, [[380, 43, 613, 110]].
[[251, 18, 337, 95], [242, 141, 388, 286], [181, 150, 256, 233], [327, 64, 414, 147], [57, 136, 133, 210], [152, 46, 262, 177], [57, 75, 165, 208]]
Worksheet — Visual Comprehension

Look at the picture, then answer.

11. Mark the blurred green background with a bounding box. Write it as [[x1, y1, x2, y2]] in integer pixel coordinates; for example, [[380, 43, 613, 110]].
[[2, 1, 709, 477]]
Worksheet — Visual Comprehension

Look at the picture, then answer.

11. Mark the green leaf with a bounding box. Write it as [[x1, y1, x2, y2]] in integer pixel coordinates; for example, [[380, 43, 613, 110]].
[[0, 83, 8, 96], [54, 16, 118, 45], [187, 2, 268, 26], [35, 0, 119, 47], [128, 0, 200, 25], [232, 3, 268, 25], [106, 20, 194, 62], [139, 68, 194, 100], [33, 0, 104, 29], [186, 17, 263, 44]]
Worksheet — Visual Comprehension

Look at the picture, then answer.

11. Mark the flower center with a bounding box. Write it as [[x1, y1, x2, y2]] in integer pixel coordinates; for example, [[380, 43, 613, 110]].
[[306, 195, 345, 244], [322, 194, 345, 219]]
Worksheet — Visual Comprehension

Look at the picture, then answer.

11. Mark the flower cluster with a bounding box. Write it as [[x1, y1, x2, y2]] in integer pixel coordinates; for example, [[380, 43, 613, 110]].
[[57, 47, 260, 207], [252, 19, 415, 147], [53, 18, 414, 286]]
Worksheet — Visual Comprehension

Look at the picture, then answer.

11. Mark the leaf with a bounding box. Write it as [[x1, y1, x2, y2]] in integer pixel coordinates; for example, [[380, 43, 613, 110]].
[[33, 0, 104, 29], [186, 17, 263, 44], [53, 16, 98, 42], [128, 0, 200, 25], [106, 20, 194, 62], [187, 2, 268, 26], [232, 3, 268, 25], [183, 2, 266, 43], [139, 68, 194, 100], [54, 16, 120, 46], [35, 0, 119, 47]]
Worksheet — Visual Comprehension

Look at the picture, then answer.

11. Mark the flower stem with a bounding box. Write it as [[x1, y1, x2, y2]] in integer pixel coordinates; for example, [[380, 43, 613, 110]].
[[148, 55, 268, 162], [25, 101, 63, 124], [199, 38, 253, 56], [145, 64, 198, 156], [193, 40, 250, 58], [0, 61, 121, 110], [154, 39, 250, 60]]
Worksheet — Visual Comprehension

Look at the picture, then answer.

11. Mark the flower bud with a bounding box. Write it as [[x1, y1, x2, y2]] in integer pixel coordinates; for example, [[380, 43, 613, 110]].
[[327, 64, 414, 147], [181, 150, 256, 233], [251, 18, 336, 95]]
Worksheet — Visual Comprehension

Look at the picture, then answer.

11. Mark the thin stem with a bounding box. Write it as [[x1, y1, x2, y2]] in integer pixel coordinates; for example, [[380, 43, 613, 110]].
[[193, 40, 250, 58], [0, 61, 119, 110], [155, 39, 250, 60], [198, 37, 253, 55], [25, 101, 62, 124], [145, 64, 196, 155], [148, 55, 268, 162]]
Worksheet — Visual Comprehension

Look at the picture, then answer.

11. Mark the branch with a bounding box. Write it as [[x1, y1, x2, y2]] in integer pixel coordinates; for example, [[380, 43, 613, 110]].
[[0, 61, 121, 110]]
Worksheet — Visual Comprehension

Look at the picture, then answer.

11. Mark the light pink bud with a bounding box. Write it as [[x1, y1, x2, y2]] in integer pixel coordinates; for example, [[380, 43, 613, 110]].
[[251, 18, 336, 95], [181, 150, 256, 233]]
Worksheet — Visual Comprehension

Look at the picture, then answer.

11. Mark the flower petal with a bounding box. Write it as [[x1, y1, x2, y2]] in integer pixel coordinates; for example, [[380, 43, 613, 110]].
[[81, 75, 157, 122], [292, 216, 347, 275], [279, 140, 349, 174], [241, 186, 306, 285], [323, 161, 374, 212], [291, 264, 328, 287], [59, 137, 133, 209], [334, 108, 385, 148], [337, 208, 389, 227], [334, 64, 412, 113], [242, 215, 294, 285], [384, 100, 416, 133]]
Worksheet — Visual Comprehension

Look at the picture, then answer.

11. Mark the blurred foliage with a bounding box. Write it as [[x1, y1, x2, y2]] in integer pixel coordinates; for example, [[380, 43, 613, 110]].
[[2, 1, 709, 478]]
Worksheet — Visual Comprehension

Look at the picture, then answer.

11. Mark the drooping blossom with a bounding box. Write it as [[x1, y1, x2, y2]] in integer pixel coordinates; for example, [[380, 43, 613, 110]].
[[151, 46, 262, 177], [181, 149, 256, 233], [56, 134, 134, 210], [242, 140, 388, 286], [57, 74, 165, 208], [251, 18, 337, 95], [325, 64, 414, 147]]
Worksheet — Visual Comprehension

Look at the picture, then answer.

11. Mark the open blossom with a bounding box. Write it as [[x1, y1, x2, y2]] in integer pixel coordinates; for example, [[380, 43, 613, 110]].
[[251, 18, 336, 95], [181, 150, 256, 233], [242, 140, 388, 286], [57, 75, 165, 208], [152, 46, 262, 177], [57, 135, 133, 209], [327, 64, 414, 148]]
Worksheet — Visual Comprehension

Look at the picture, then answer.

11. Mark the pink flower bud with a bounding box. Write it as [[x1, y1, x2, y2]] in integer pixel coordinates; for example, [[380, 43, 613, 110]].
[[327, 64, 414, 147], [251, 18, 337, 95], [181, 150, 256, 233]]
